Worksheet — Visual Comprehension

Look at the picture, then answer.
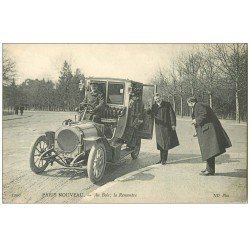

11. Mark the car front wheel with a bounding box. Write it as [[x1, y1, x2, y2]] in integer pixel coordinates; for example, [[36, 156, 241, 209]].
[[30, 135, 50, 174], [87, 142, 106, 184]]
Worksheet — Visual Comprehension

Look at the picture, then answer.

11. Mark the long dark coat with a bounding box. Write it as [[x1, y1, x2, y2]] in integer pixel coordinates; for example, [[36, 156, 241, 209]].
[[193, 102, 232, 161], [149, 101, 179, 151]]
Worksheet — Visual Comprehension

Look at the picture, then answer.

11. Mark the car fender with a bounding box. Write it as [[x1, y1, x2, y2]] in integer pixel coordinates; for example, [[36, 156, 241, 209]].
[[83, 136, 112, 162], [45, 131, 55, 147]]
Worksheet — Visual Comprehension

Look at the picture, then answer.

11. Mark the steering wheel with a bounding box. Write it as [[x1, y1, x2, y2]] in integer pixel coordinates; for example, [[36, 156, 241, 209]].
[[79, 103, 94, 113]]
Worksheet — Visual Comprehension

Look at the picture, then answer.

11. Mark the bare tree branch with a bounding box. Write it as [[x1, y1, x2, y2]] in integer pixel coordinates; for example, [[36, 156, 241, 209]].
[[3, 49, 17, 85]]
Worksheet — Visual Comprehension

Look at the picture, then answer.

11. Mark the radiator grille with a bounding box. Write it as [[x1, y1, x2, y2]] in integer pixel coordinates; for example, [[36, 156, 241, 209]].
[[57, 129, 79, 152]]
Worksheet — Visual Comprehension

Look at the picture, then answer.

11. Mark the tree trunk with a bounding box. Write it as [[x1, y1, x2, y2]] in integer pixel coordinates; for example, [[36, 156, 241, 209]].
[[209, 93, 213, 109], [172, 95, 176, 112], [191, 87, 194, 96], [180, 95, 183, 118], [236, 90, 240, 123]]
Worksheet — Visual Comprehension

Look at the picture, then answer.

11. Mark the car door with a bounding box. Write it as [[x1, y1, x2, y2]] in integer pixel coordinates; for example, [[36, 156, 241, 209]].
[[137, 84, 156, 139]]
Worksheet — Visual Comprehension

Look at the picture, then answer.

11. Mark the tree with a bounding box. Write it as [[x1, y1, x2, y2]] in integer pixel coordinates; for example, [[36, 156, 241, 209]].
[[169, 62, 178, 112], [3, 49, 17, 86], [151, 44, 247, 121], [57, 61, 73, 110], [18, 79, 55, 110], [3, 78, 19, 110], [200, 48, 221, 108], [182, 50, 203, 96], [56, 61, 85, 111], [70, 68, 85, 108], [152, 68, 170, 101], [175, 56, 186, 117], [208, 44, 248, 123]]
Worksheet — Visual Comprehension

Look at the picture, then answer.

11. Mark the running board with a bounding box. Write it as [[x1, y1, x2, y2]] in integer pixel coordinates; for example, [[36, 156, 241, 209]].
[[120, 148, 134, 159]]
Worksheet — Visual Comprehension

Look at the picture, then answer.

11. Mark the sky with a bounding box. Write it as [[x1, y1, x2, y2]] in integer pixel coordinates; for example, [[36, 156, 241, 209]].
[[4, 44, 195, 84]]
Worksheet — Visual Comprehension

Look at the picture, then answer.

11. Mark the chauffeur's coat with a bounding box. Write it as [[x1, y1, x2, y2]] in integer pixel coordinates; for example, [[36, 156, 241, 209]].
[[83, 90, 105, 117]]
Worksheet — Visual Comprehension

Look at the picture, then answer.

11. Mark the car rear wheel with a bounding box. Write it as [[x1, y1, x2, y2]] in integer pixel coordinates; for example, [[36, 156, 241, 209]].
[[87, 142, 106, 184], [30, 135, 50, 174], [131, 137, 141, 159]]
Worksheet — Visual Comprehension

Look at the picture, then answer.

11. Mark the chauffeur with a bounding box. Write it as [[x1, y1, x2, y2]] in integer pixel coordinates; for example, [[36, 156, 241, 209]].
[[81, 82, 105, 123], [187, 97, 232, 176], [148, 93, 179, 165]]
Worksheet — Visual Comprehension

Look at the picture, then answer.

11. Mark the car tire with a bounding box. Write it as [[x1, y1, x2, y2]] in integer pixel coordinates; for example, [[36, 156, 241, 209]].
[[131, 137, 141, 159], [87, 142, 106, 184], [30, 135, 50, 174]]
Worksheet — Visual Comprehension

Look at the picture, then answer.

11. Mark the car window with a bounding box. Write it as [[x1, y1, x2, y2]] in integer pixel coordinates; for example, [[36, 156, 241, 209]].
[[107, 82, 124, 105]]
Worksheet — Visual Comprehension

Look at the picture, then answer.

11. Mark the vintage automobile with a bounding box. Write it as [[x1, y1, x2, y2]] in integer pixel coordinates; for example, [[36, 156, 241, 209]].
[[30, 77, 156, 183]]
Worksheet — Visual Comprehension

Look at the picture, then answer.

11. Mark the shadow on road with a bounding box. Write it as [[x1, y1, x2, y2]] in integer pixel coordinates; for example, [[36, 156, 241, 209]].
[[38, 153, 243, 185], [41, 168, 87, 180], [121, 171, 155, 182], [168, 153, 240, 165], [216, 154, 241, 164], [215, 169, 247, 178], [98, 153, 203, 185]]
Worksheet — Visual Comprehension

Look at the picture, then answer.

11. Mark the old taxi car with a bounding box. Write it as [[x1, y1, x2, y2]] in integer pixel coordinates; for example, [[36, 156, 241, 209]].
[[30, 77, 156, 183]]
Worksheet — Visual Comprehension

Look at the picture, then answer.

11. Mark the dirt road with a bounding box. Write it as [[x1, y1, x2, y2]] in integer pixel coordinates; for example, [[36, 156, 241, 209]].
[[2, 111, 247, 203]]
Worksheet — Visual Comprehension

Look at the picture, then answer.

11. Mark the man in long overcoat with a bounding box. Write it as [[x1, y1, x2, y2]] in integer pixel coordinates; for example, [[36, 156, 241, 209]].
[[187, 97, 232, 176], [148, 93, 179, 165]]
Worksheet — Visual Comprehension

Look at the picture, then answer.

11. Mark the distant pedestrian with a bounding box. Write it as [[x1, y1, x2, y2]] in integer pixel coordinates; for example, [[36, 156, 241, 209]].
[[14, 106, 19, 115], [147, 93, 179, 165], [187, 97, 232, 176], [20, 106, 24, 116]]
